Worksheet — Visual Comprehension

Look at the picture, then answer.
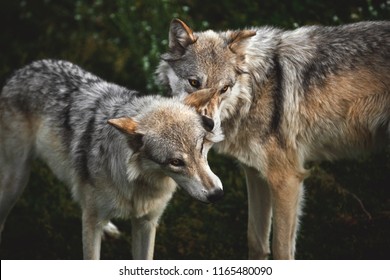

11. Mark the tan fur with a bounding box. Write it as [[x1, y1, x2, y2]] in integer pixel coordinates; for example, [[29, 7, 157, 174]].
[[107, 117, 138, 134], [184, 88, 220, 118], [296, 68, 390, 161]]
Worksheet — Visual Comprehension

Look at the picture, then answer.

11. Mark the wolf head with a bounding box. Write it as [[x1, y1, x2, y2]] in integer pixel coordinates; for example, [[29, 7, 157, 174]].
[[108, 100, 223, 203], [156, 19, 256, 120]]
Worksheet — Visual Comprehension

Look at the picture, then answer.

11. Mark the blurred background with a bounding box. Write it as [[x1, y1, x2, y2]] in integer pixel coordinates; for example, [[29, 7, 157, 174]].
[[0, 0, 389, 260]]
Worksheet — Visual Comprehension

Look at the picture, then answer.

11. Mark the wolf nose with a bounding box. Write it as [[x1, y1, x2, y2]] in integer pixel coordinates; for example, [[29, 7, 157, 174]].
[[207, 188, 224, 203]]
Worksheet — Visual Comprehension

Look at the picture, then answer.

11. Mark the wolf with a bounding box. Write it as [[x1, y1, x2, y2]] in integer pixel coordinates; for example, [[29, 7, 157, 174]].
[[156, 19, 390, 259], [0, 59, 224, 259]]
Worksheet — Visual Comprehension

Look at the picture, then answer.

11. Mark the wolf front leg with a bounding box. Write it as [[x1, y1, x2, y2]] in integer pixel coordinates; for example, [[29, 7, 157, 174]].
[[243, 165, 273, 260], [268, 168, 305, 260], [81, 208, 104, 260], [131, 215, 159, 260]]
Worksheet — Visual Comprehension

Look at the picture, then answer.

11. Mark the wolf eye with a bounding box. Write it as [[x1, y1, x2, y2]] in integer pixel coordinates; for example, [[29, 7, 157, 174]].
[[188, 79, 201, 89], [169, 158, 185, 167], [220, 85, 229, 94]]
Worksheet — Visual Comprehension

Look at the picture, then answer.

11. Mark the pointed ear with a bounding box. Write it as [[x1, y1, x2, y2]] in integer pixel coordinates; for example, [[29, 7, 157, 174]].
[[227, 30, 256, 53], [163, 18, 197, 60], [107, 117, 138, 134], [107, 117, 143, 150], [169, 18, 197, 49], [184, 88, 218, 112]]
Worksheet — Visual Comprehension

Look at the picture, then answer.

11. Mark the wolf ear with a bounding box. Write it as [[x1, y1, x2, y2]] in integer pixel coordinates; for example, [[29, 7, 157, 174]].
[[108, 117, 138, 134], [184, 89, 217, 132], [107, 117, 143, 150], [184, 88, 218, 112], [163, 19, 197, 60], [227, 30, 256, 53]]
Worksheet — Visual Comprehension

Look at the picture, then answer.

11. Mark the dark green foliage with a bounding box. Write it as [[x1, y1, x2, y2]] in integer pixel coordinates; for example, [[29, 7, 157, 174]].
[[0, 0, 389, 260]]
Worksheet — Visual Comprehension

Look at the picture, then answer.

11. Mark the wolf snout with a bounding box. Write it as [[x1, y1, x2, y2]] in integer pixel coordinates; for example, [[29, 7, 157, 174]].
[[207, 188, 224, 203]]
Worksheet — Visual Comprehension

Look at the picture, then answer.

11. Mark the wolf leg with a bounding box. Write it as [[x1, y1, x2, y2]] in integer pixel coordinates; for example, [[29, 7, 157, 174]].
[[81, 206, 104, 260], [131, 215, 159, 260], [269, 172, 304, 260], [0, 162, 31, 242], [243, 165, 272, 260], [0, 136, 32, 243]]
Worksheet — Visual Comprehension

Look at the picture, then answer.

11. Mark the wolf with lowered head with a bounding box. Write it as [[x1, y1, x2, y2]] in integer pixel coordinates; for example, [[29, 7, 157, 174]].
[[0, 59, 224, 259]]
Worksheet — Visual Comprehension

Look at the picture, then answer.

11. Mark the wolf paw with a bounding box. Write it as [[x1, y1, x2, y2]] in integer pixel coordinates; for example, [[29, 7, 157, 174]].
[[102, 221, 121, 239]]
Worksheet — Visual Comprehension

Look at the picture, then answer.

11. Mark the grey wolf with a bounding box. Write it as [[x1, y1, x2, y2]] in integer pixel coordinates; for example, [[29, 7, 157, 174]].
[[0, 59, 224, 259], [156, 19, 390, 259]]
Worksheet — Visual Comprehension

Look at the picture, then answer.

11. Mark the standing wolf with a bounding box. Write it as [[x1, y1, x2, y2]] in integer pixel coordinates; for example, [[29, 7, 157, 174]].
[[0, 59, 224, 259], [157, 19, 390, 259]]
